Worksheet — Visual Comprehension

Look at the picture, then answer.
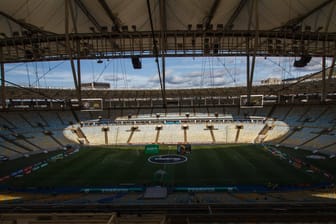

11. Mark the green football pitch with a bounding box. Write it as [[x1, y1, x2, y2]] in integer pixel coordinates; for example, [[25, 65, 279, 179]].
[[4, 144, 332, 188]]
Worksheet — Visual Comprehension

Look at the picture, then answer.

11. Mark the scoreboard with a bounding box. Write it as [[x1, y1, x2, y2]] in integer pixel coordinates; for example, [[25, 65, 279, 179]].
[[81, 98, 103, 111], [240, 95, 263, 108]]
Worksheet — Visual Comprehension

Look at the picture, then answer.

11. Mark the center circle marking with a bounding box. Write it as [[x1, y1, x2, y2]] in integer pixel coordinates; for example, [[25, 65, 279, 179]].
[[148, 154, 188, 164]]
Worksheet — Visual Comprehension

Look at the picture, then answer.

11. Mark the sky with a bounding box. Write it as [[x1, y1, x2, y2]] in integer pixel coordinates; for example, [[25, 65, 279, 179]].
[[3, 56, 332, 89]]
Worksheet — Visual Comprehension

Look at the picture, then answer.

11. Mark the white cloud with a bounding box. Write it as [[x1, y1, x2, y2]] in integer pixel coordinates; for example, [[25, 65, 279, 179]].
[[103, 73, 126, 82], [146, 67, 235, 88], [4, 56, 331, 89]]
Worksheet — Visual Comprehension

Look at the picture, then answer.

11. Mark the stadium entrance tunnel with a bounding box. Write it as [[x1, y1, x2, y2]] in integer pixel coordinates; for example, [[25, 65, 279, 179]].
[[63, 115, 290, 145]]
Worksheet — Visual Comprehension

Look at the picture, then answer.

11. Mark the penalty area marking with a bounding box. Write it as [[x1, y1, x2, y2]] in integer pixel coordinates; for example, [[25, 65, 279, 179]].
[[148, 154, 188, 165]]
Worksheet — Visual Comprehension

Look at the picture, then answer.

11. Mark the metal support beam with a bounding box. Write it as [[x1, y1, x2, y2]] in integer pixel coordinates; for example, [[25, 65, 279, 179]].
[[246, 45, 251, 103], [160, 0, 167, 107], [65, 0, 77, 89], [77, 58, 82, 104], [324, 0, 335, 32], [322, 0, 335, 102], [1, 30, 335, 63], [0, 9, 64, 56], [65, 0, 81, 105], [322, 56, 326, 102], [147, 0, 165, 108], [204, 0, 220, 30], [246, 44, 251, 103], [69, 0, 78, 33], [250, 0, 259, 86], [0, 47, 5, 110], [69, 0, 82, 103], [274, 0, 333, 30], [224, 0, 247, 30], [98, 0, 121, 31], [0, 11, 55, 35], [74, 0, 118, 52], [74, 0, 103, 32], [328, 56, 335, 80], [246, 0, 257, 105]]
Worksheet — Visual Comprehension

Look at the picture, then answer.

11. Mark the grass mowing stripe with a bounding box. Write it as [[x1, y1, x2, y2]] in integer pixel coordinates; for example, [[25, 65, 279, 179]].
[[5, 144, 331, 188]]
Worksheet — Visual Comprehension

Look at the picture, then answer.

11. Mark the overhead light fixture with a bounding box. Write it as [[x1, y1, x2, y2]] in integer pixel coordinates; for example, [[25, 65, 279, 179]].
[[293, 55, 312, 67], [131, 56, 141, 69]]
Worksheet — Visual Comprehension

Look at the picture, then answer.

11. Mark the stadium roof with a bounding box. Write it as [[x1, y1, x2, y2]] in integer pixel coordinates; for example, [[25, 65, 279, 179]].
[[1, 0, 336, 34], [0, 0, 336, 63]]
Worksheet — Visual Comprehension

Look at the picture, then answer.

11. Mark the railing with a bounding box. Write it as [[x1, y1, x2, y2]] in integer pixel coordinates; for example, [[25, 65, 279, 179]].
[[78, 117, 267, 127]]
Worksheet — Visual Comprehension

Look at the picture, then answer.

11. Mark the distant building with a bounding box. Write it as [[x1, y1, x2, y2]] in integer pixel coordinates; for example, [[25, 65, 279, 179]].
[[81, 82, 110, 89], [261, 77, 282, 85]]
